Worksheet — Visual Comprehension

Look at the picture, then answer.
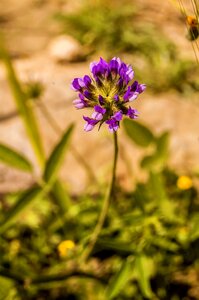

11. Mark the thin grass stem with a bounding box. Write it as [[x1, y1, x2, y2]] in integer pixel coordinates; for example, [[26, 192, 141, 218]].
[[81, 131, 118, 262]]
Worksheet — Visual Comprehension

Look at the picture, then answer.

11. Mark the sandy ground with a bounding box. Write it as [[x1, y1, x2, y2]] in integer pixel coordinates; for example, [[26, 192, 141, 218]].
[[0, 0, 199, 194]]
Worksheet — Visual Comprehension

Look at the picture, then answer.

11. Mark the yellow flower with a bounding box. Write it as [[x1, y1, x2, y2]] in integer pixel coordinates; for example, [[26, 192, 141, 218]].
[[57, 240, 75, 258], [10, 239, 20, 256], [177, 176, 193, 190]]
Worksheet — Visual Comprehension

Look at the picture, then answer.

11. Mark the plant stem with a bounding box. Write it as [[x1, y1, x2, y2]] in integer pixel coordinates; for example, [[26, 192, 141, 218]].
[[0, 267, 106, 286], [82, 131, 118, 262]]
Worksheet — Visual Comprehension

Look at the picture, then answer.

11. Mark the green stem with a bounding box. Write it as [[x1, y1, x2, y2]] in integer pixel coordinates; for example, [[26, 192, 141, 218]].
[[0, 267, 106, 286], [82, 131, 118, 261], [31, 271, 106, 285]]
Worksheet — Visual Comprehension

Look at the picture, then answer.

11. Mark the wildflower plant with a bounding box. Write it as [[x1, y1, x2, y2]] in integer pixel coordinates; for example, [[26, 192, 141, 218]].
[[72, 57, 146, 260], [72, 57, 146, 132]]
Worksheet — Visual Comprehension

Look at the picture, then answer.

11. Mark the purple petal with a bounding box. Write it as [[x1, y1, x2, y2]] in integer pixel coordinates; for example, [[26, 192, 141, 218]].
[[71, 78, 85, 91], [114, 94, 119, 102], [113, 111, 123, 121], [117, 77, 124, 88], [83, 90, 92, 100], [106, 118, 119, 132], [99, 57, 109, 70], [79, 93, 84, 101], [105, 111, 123, 132], [90, 57, 109, 79], [131, 81, 139, 91], [84, 123, 95, 131], [73, 99, 85, 109], [91, 105, 106, 120], [123, 81, 145, 102], [112, 57, 122, 68], [109, 59, 119, 74], [98, 95, 105, 105], [94, 105, 106, 115], [73, 93, 87, 109], [123, 86, 131, 102], [83, 116, 99, 132], [92, 112, 103, 120], [126, 107, 139, 119], [138, 84, 146, 93], [126, 68, 134, 80], [129, 93, 139, 101], [83, 75, 92, 87]]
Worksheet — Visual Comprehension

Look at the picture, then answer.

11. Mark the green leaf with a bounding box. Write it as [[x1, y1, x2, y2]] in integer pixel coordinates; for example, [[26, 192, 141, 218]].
[[135, 255, 153, 299], [149, 172, 177, 220], [0, 186, 43, 233], [189, 213, 199, 242], [141, 131, 169, 170], [43, 124, 74, 184], [0, 143, 32, 172], [0, 277, 14, 300], [0, 34, 45, 167], [50, 180, 72, 213], [156, 131, 169, 154], [141, 154, 159, 170], [154, 131, 169, 166], [96, 238, 135, 255], [152, 237, 179, 252], [123, 119, 154, 147], [106, 256, 134, 299], [148, 171, 168, 204]]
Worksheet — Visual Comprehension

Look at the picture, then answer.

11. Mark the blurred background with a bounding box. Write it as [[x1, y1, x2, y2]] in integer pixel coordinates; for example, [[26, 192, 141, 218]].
[[0, 0, 199, 299]]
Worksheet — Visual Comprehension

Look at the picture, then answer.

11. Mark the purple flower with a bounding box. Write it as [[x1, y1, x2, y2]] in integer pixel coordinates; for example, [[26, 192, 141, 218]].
[[126, 107, 139, 119], [92, 105, 106, 120], [73, 93, 87, 109], [124, 81, 146, 102], [106, 111, 123, 132], [83, 116, 99, 132], [83, 75, 92, 87], [109, 59, 119, 74], [71, 57, 146, 132], [71, 78, 85, 91]]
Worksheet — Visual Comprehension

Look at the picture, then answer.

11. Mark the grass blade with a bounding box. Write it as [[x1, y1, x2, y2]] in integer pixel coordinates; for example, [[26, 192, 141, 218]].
[[135, 255, 153, 299], [0, 186, 43, 234], [0, 33, 45, 167], [43, 124, 74, 185], [0, 143, 32, 172], [106, 256, 134, 299]]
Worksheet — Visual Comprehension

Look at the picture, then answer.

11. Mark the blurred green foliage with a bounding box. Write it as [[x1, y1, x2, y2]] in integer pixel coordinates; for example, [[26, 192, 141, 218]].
[[0, 128, 199, 299], [55, 0, 199, 94]]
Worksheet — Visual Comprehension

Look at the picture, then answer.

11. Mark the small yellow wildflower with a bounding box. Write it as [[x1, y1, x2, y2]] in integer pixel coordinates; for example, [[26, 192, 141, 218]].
[[10, 239, 20, 256], [57, 240, 75, 258], [178, 227, 189, 244], [177, 176, 193, 190]]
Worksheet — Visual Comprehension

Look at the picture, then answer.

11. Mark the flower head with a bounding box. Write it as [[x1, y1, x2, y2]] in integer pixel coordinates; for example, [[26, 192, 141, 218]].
[[57, 240, 75, 258], [177, 176, 193, 190], [71, 57, 146, 132]]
